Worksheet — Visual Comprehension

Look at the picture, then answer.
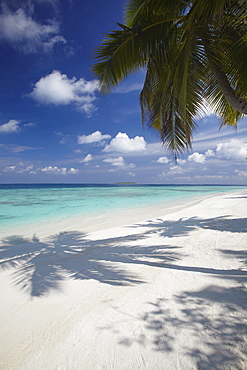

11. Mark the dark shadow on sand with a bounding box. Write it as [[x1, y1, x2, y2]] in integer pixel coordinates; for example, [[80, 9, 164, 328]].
[[0, 230, 181, 296], [1, 211, 247, 367], [122, 285, 247, 370], [115, 284, 247, 369], [131, 215, 247, 237], [1, 212, 246, 297]]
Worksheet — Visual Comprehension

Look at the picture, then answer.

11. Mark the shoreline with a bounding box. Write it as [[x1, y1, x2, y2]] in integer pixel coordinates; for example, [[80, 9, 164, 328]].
[[1, 189, 245, 239], [0, 190, 247, 369]]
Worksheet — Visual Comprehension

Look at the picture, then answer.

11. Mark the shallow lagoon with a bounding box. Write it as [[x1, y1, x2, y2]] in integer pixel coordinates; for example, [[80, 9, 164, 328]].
[[0, 184, 246, 231]]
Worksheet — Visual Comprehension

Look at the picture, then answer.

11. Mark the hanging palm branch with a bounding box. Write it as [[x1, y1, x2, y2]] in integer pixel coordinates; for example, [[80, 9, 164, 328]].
[[91, 0, 247, 156]]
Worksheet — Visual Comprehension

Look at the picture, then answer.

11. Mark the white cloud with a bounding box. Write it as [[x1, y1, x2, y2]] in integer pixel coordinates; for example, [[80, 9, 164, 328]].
[[26, 164, 33, 171], [103, 156, 125, 167], [167, 165, 186, 175], [0, 119, 20, 133], [41, 166, 80, 174], [216, 139, 246, 160], [29, 70, 99, 115], [156, 156, 170, 164], [81, 154, 93, 163], [2, 163, 35, 174], [69, 167, 80, 174], [78, 130, 111, 144], [235, 170, 247, 177], [177, 158, 186, 165], [17, 164, 34, 173], [0, 8, 65, 53], [103, 156, 135, 169], [188, 152, 206, 163], [3, 165, 16, 172], [205, 149, 215, 158], [103, 132, 147, 153]]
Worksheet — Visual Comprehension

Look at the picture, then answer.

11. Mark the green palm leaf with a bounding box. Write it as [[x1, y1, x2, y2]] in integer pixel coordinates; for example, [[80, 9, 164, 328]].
[[92, 0, 247, 155]]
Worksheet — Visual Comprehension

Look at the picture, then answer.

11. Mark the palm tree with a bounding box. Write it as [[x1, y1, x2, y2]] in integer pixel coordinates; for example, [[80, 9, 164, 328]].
[[91, 0, 247, 157]]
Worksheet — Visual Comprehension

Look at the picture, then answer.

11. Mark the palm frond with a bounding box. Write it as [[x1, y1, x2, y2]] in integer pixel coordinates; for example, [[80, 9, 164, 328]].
[[205, 70, 243, 126], [91, 0, 247, 154], [91, 27, 144, 93], [124, 0, 188, 27], [92, 11, 178, 93], [140, 44, 199, 155]]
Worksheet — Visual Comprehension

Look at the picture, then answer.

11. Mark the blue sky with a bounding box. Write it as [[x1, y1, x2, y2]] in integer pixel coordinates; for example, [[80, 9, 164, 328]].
[[0, 0, 247, 185]]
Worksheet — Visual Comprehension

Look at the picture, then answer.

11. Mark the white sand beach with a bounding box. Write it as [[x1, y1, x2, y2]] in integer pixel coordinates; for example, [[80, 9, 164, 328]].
[[0, 190, 246, 369]]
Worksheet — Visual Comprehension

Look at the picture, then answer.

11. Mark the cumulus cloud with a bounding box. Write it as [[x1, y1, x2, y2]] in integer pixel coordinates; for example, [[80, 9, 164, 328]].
[[3, 165, 16, 172], [188, 152, 206, 163], [103, 132, 147, 153], [168, 165, 185, 175], [103, 156, 135, 169], [17, 164, 34, 173], [29, 70, 99, 115], [156, 156, 170, 164], [205, 149, 215, 158], [216, 139, 246, 160], [103, 156, 125, 167], [235, 170, 247, 177], [81, 154, 93, 163], [177, 158, 186, 165], [0, 119, 20, 133], [78, 130, 111, 145], [41, 166, 80, 174], [0, 8, 65, 53], [2, 163, 36, 174], [68, 167, 80, 174]]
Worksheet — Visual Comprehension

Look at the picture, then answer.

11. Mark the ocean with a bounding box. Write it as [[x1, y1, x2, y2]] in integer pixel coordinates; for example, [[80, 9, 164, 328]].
[[0, 184, 246, 235]]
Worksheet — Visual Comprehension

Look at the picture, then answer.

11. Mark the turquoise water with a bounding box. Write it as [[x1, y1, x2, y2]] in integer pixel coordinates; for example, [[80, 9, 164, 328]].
[[0, 184, 246, 230]]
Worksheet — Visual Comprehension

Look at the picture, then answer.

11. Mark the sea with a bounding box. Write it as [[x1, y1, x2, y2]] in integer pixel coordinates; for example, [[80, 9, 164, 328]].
[[0, 184, 246, 236]]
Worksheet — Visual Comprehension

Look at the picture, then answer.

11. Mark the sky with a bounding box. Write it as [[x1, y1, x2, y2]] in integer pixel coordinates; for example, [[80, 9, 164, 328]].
[[0, 0, 247, 185]]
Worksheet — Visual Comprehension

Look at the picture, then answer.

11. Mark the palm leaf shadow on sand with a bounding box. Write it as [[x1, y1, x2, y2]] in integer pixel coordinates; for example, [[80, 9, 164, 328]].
[[220, 249, 247, 267], [131, 215, 247, 237], [106, 212, 247, 369], [1, 213, 246, 297], [126, 215, 247, 285], [116, 284, 247, 369], [0, 230, 181, 297], [1, 212, 247, 367], [115, 232, 247, 367]]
